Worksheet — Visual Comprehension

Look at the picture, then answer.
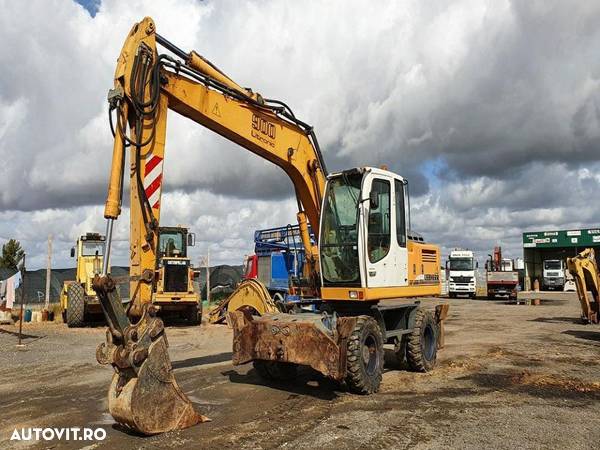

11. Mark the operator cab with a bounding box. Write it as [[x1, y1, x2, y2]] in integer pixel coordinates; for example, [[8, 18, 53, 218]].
[[73, 233, 106, 277], [157, 227, 195, 258], [319, 167, 409, 290]]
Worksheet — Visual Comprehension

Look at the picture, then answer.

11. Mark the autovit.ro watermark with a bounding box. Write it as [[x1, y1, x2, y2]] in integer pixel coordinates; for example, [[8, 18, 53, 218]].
[[11, 427, 107, 442]]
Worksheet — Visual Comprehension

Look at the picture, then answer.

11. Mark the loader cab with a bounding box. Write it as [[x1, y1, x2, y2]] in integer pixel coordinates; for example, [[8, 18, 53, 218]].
[[158, 227, 189, 258], [319, 167, 409, 293]]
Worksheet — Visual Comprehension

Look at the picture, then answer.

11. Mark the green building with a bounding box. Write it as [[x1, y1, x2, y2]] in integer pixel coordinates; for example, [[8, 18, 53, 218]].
[[522, 228, 600, 285]]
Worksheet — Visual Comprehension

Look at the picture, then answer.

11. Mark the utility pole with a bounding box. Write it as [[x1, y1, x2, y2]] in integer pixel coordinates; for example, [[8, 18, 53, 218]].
[[16, 253, 26, 349], [44, 235, 52, 310], [206, 248, 210, 304]]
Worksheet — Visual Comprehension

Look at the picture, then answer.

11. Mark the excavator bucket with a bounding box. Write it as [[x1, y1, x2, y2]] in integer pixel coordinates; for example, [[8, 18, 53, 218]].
[[93, 274, 208, 434], [209, 279, 280, 324]]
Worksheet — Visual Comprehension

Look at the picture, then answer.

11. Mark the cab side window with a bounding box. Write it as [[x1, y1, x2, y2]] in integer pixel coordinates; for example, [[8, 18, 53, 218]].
[[395, 179, 406, 247], [368, 179, 391, 263]]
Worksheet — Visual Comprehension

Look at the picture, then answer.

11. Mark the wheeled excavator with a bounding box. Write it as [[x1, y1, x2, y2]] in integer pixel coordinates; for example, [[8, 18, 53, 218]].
[[92, 17, 448, 435]]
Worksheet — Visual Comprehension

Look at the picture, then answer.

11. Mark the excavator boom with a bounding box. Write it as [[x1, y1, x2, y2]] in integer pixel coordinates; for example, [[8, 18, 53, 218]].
[[93, 17, 327, 434]]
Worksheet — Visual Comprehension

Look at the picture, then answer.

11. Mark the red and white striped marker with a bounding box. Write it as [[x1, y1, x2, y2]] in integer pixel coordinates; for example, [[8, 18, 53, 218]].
[[143, 155, 163, 209]]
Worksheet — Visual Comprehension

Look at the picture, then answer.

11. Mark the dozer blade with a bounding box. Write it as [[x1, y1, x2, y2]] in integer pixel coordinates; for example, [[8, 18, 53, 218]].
[[209, 279, 279, 324], [94, 274, 209, 435], [229, 309, 358, 380]]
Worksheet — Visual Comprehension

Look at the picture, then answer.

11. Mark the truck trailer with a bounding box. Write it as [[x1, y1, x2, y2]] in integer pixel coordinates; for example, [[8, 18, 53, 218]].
[[486, 247, 518, 300]]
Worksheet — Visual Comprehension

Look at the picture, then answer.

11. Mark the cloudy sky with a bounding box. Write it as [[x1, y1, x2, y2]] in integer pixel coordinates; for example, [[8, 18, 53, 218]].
[[0, 0, 599, 270]]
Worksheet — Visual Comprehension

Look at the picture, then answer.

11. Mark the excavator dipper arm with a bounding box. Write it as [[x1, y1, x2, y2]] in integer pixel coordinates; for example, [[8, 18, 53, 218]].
[[93, 17, 327, 435], [567, 248, 600, 324]]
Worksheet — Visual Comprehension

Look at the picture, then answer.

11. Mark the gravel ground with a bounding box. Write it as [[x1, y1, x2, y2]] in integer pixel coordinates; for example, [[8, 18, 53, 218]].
[[0, 295, 598, 449]]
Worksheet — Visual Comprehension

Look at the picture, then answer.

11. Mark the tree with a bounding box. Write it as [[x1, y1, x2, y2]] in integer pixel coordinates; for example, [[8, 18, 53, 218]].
[[0, 239, 25, 271]]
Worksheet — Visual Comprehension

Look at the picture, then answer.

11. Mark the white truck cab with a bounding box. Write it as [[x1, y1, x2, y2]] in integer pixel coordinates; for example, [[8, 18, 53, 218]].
[[446, 249, 477, 298], [542, 259, 565, 291]]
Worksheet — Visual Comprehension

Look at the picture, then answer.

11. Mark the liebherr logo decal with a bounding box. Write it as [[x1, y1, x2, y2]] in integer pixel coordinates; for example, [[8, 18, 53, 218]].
[[251, 113, 276, 148]]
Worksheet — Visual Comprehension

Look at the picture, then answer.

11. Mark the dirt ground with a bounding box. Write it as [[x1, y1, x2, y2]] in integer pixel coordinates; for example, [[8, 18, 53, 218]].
[[0, 295, 599, 449]]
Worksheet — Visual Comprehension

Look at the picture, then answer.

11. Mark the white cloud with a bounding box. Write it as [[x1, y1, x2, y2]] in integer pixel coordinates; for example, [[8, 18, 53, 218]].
[[0, 0, 599, 268]]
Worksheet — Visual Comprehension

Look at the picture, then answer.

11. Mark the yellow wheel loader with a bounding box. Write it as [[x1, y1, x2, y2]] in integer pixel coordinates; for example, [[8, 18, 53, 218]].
[[154, 226, 201, 325], [60, 233, 109, 327], [91, 17, 448, 435]]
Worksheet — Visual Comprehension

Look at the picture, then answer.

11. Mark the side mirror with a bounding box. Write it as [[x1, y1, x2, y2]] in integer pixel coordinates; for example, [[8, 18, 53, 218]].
[[70, 247, 75, 258], [476, 261, 479, 269], [369, 191, 379, 209], [445, 260, 449, 270], [187, 233, 196, 247]]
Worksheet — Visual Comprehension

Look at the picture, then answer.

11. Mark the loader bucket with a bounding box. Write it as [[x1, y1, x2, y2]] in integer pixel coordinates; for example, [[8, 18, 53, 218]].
[[94, 275, 208, 435], [209, 279, 279, 324]]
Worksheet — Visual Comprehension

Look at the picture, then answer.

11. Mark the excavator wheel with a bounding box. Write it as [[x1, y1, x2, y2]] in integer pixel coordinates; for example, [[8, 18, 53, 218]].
[[66, 283, 85, 328], [406, 308, 437, 372], [345, 316, 384, 394], [253, 360, 298, 381]]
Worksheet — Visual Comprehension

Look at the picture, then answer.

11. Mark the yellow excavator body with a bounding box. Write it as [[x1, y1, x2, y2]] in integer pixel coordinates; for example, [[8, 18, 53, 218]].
[[93, 17, 446, 435]]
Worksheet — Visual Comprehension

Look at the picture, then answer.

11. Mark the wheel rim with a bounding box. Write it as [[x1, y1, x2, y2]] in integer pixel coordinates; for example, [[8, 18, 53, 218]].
[[423, 324, 436, 361], [362, 334, 379, 375]]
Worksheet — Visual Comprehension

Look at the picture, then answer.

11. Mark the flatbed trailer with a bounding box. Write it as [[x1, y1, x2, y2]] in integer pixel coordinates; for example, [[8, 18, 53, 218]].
[[486, 271, 518, 299]]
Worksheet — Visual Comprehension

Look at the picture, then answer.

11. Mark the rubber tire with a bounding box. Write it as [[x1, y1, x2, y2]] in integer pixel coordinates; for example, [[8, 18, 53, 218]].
[[345, 316, 384, 394], [187, 304, 202, 326], [406, 309, 437, 372], [66, 284, 85, 328], [253, 360, 298, 381]]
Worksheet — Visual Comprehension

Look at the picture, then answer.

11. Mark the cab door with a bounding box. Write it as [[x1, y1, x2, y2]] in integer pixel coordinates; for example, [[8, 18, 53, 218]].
[[362, 174, 396, 287], [392, 179, 408, 286]]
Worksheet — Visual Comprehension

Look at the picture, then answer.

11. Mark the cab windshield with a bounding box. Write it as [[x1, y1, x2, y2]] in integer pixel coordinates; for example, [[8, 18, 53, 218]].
[[544, 260, 562, 270], [82, 241, 104, 256], [159, 232, 186, 257], [449, 258, 473, 271], [320, 172, 362, 285]]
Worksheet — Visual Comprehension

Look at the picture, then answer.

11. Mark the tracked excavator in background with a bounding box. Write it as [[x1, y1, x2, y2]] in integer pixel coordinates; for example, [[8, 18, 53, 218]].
[[566, 248, 600, 324], [93, 17, 448, 435]]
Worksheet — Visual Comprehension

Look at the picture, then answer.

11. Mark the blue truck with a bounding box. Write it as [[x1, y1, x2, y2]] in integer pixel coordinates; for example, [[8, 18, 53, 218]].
[[243, 225, 313, 300]]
